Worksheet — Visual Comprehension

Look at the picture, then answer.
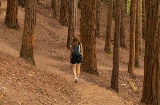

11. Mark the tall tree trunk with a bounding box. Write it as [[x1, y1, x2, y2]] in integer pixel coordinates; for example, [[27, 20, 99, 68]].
[[78, 0, 81, 9], [96, 0, 100, 37], [20, 0, 37, 65], [141, 0, 159, 104], [120, 0, 126, 49], [59, 0, 69, 26], [158, 2, 160, 105], [67, 0, 78, 49], [18, 0, 25, 8], [80, 0, 98, 75], [142, 0, 146, 39], [0, 0, 1, 15], [52, 0, 59, 20], [111, 0, 121, 93], [128, 0, 137, 76], [135, 0, 142, 68], [112, 0, 115, 19], [104, 0, 113, 54], [5, 0, 19, 30]]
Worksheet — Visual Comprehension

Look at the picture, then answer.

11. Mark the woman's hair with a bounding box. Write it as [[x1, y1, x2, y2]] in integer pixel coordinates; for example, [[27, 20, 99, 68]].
[[72, 36, 80, 46]]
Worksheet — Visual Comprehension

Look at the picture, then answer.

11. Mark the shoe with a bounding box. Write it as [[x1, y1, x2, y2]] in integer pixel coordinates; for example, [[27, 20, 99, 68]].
[[75, 79, 78, 83]]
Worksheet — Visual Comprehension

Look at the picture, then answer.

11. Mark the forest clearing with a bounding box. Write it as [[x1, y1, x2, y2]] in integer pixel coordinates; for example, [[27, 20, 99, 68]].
[[0, 0, 159, 105]]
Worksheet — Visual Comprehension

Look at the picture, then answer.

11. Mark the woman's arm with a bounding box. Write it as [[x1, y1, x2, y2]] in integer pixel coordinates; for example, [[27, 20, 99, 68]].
[[80, 43, 83, 58], [70, 44, 72, 58]]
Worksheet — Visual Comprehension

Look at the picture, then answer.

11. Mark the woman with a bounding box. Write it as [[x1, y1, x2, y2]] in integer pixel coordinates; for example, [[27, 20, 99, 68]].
[[70, 37, 83, 83]]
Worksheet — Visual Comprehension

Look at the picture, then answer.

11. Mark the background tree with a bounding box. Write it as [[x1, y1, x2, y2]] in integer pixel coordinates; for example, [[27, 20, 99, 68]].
[[0, 0, 1, 14], [5, 0, 19, 29], [141, 0, 159, 104], [128, 0, 137, 76], [142, 0, 146, 39], [120, 0, 126, 49], [67, 0, 78, 49], [18, 0, 25, 7], [59, 0, 69, 26], [111, 0, 121, 92], [96, 0, 100, 37], [104, 0, 113, 54], [135, 0, 142, 68], [80, 0, 98, 75], [52, 0, 59, 20], [20, 0, 37, 65]]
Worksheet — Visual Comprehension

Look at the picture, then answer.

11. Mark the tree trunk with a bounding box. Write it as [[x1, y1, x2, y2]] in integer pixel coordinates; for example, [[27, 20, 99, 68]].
[[158, 2, 160, 105], [111, 0, 121, 93], [78, 0, 81, 9], [120, 0, 126, 49], [52, 0, 59, 20], [135, 0, 142, 68], [112, 0, 115, 19], [141, 0, 159, 104], [67, 0, 78, 49], [18, 0, 25, 8], [142, 0, 146, 39], [128, 0, 137, 76], [59, 0, 69, 26], [5, 0, 19, 30], [0, 0, 1, 15], [96, 0, 100, 38], [20, 0, 37, 65], [104, 0, 113, 54], [80, 0, 98, 75]]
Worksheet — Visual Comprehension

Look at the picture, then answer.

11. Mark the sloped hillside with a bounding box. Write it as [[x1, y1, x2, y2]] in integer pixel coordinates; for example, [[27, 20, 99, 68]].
[[0, 51, 80, 105]]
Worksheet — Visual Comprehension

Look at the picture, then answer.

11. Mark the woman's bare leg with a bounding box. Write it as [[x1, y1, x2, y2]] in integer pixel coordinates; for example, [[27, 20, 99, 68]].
[[77, 63, 81, 79], [72, 64, 77, 79]]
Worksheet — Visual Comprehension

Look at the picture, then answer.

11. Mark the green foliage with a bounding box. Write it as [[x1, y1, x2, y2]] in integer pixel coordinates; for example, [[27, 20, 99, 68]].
[[126, 0, 131, 15]]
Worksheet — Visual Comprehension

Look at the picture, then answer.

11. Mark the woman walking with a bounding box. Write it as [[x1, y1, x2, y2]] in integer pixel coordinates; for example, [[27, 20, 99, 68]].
[[70, 36, 83, 83]]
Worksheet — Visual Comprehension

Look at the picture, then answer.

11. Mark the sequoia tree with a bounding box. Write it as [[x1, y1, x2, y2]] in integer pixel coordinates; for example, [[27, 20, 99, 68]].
[[20, 0, 37, 65], [59, 0, 69, 26], [135, 0, 142, 68], [5, 0, 19, 29], [128, 0, 137, 76], [52, 0, 59, 20], [141, 0, 159, 104], [104, 0, 113, 54], [96, 0, 100, 37], [80, 0, 98, 75], [120, 0, 126, 49], [0, 0, 1, 14], [67, 0, 78, 49], [111, 0, 121, 92]]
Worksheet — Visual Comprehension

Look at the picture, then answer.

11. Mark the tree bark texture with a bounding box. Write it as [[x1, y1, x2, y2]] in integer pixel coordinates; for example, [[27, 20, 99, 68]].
[[142, 0, 146, 39], [111, 0, 121, 93], [128, 0, 137, 76], [135, 0, 142, 68], [52, 0, 59, 20], [96, 0, 100, 37], [0, 0, 1, 15], [120, 0, 126, 49], [141, 0, 159, 104], [80, 0, 98, 75], [59, 0, 69, 26], [104, 0, 113, 54], [5, 0, 19, 29], [20, 0, 37, 65], [67, 0, 78, 49]]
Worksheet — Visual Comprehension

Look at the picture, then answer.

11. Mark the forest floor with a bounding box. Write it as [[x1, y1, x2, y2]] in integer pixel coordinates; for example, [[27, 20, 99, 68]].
[[0, 0, 145, 105]]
